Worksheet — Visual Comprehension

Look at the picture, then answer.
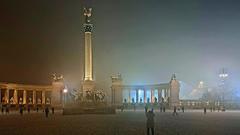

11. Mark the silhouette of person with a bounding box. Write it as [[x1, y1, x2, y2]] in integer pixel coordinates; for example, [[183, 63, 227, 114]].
[[173, 106, 178, 116], [182, 106, 185, 113], [159, 105, 162, 112], [20, 106, 23, 115], [146, 108, 155, 135], [27, 106, 30, 113], [145, 105, 148, 113], [36, 107, 39, 112], [121, 105, 124, 112], [6, 106, 9, 114], [45, 107, 49, 117], [51, 107, 54, 114], [204, 107, 207, 115], [163, 106, 166, 112], [1, 106, 3, 114]]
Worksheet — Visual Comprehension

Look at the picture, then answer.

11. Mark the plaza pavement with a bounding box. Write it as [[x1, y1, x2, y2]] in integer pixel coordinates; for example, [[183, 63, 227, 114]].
[[0, 109, 240, 135]]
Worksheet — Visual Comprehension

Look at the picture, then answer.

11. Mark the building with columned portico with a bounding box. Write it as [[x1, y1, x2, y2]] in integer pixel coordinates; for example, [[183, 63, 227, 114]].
[[111, 74, 180, 108], [0, 78, 64, 108]]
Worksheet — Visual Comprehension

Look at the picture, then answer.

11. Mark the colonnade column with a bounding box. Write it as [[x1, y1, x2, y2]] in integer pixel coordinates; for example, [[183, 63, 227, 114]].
[[14, 89, 18, 104], [5, 89, 9, 103], [136, 89, 138, 103], [23, 90, 27, 104], [151, 89, 154, 103], [144, 89, 146, 103], [42, 91, 45, 104], [164, 89, 167, 98], [128, 89, 131, 103], [33, 90, 36, 105], [158, 89, 161, 102]]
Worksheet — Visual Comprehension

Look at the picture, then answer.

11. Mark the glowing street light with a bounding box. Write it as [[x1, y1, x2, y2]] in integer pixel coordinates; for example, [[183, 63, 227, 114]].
[[63, 86, 68, 109], [63, 88, 68, 93]]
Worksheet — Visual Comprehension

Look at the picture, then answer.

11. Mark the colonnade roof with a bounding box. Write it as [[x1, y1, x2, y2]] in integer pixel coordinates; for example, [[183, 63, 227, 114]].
[[0, 82, 53, 90], [121, 83, 170, 89]]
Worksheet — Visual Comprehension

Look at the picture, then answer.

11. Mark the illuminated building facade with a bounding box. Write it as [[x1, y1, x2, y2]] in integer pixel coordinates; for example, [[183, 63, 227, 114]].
[[111, 74, 180, 107], [0, 79, 64, 107]]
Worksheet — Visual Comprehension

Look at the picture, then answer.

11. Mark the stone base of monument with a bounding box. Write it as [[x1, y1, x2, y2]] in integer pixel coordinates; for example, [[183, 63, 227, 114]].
[[62, 102, 116, 115]]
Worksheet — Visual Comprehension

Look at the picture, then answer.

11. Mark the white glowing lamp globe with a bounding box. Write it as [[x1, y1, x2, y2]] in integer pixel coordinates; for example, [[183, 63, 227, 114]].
[[63, 88, 68, 93]]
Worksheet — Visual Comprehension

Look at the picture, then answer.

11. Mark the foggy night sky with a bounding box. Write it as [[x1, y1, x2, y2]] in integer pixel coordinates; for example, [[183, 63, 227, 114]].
[[1, 0, 240, 98]]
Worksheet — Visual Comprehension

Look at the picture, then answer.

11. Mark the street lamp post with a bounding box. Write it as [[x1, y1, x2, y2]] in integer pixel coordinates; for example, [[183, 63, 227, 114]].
[[63, 88, 68, 109]]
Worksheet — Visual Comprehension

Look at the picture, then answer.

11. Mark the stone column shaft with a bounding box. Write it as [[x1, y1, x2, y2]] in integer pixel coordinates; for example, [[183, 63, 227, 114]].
[[23, 90, 27, 104], [128, 89, 131, 103], [164, 89, 166, 98], [84, 32, 93, 81], [5, 89, 9, 103], [136, 89, 139, 103], [14, 90, 18, 104], [151, 89, 154, 103], [144, 89, 146, 103], [42, 91, 45, 104], [33, 91, 36, 105], [158, 89, 161, 102]]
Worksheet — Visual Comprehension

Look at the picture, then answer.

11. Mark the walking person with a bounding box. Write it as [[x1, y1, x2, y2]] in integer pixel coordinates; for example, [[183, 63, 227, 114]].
[[146, 108, 155, 135], [204, 107, 207, 115], [20, 105, 23, 115], [0, 104, 3, 114], [6, 106, 9, 114], [27, 106, 30, 114], [121, 105, 124, 112], [182, 106, 185, 113], [159, 105, 162, 112], [172, 106, 178, 116], [51, 107, 54, 114], [145, 105, 148, 113], [45, 107, 49, 117]]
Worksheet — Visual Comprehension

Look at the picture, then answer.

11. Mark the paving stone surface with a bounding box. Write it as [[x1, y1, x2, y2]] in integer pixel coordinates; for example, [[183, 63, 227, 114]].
[[0, 110, 240, 135]]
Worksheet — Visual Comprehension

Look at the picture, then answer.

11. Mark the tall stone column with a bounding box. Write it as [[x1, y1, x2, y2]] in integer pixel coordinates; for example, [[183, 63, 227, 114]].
[[42, 91, 45, 104], [33, 90, 36, 105], [23, 90, 27, 104], [82, 8, 95, 95], [13, 90, 18, 104]]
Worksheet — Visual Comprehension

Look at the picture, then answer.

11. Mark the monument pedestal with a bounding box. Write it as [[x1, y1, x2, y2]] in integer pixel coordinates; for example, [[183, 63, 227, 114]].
[[82, 80, 95, 91], [82, 80, 95, 97]]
